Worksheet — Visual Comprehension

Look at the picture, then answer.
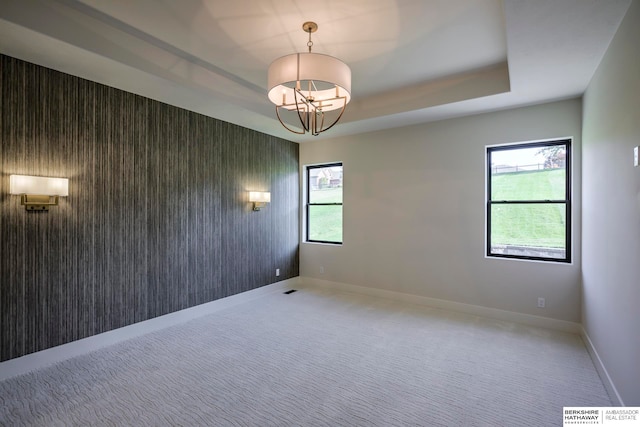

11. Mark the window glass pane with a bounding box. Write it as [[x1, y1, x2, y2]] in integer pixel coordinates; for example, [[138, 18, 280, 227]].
[[308, 205, 342, 243], [309, 166, 343, 203], [490, 145, 566, 201], [490, 204, 566, 259]]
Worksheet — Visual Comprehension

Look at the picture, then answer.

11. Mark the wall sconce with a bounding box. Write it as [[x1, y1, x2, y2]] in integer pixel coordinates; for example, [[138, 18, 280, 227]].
[[249, 191, 270, 211], [10, 175, 69, 211]]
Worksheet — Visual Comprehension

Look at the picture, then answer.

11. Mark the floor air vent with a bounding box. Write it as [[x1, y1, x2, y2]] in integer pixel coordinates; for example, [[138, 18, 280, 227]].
[[283, 289, 298, 294]]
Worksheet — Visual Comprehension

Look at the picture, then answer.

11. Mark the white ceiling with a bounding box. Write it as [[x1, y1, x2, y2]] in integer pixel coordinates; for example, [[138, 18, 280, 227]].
[[0, 0, 632, 143]]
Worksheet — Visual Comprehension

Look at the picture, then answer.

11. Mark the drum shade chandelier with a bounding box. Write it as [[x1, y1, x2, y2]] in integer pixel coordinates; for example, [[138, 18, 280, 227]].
[[268, 22, 351, 136]]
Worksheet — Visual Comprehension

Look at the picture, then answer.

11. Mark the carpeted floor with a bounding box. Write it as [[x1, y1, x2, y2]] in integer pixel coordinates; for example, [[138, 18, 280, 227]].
[[0, 286, 611, 426]]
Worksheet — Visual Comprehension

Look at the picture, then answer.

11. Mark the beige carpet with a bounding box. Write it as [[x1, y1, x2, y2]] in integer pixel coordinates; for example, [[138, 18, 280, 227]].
[[0, 286, 610, 426]]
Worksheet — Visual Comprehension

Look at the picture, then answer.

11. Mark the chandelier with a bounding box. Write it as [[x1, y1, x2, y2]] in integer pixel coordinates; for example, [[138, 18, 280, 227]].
[[268, 22, 351, 136]]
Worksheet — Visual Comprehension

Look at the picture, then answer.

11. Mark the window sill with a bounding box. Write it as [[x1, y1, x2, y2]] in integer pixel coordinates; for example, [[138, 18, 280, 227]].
[[485, 254, 573, 266], [303, 241, 343, 247]]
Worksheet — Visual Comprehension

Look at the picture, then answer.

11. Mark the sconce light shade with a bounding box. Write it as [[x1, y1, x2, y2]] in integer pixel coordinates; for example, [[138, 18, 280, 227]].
[[10, 175, 69, 196], [10, 175, 69, 211], [249, 191, 271, 211]]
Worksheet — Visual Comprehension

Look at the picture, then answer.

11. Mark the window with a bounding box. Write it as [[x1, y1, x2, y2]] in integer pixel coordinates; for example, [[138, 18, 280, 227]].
[[306, 163, 343, 244], [486, 139, 571, 262]]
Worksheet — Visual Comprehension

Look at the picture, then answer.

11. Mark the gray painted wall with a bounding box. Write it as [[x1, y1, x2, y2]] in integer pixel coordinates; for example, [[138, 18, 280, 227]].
[[582, 0, 640, 406], [300, 99, 583, 323], [0, 55, 299, 362]]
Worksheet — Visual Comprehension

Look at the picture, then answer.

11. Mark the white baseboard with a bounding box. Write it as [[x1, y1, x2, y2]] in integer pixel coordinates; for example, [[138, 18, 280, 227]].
[[298, 277, 582, 334], [581, 327, 625, 406], [0, 278, 298, 381]]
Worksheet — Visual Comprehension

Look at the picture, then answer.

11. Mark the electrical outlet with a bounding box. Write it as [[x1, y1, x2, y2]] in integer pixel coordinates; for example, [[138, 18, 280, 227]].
[[275, 268, 280, 277], [537, 297, 545, 308], [319, 266, 325, 274]]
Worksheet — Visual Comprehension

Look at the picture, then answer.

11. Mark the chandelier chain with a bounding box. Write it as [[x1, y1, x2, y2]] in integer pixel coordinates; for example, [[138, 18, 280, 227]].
[[303, 21, 317, 53]]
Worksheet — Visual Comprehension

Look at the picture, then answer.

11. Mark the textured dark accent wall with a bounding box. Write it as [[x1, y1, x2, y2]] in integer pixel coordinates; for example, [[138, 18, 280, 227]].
[[0, 54, 299, 362]]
